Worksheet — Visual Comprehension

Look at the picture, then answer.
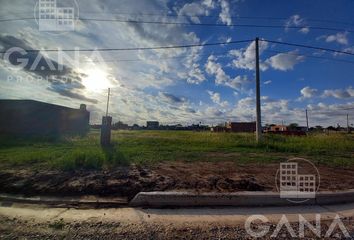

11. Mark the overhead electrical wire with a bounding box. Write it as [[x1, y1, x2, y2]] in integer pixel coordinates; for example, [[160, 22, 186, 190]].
[[261, 39, 354, 57], [0, 39, 253, 53], [264, 49, 354, 65], [1, 38, 354, 63], [1, 16, 353, 34], [2, 10, 354, 27]]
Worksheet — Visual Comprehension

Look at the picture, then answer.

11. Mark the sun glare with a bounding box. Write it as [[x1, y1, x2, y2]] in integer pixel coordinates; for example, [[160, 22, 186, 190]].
[[82, 68, 111, 92]]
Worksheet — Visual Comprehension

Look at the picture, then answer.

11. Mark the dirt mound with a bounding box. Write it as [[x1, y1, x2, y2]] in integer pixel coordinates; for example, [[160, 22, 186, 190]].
[[0, 161, 352, 200]]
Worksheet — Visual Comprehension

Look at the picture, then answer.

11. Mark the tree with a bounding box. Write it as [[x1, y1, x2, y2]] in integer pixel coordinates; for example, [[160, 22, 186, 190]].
[[315, 125, 323, 131], [288, 123, 299, 130]]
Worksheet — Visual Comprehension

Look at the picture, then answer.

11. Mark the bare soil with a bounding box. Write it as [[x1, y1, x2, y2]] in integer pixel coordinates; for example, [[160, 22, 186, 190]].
[[0, 161, 353, 200], [0, 215, 353, 239]]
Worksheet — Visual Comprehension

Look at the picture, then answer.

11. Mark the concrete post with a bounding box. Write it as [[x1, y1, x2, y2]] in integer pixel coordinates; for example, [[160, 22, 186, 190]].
[[255, 37, 262, 142], [100, 116, 112, 146]]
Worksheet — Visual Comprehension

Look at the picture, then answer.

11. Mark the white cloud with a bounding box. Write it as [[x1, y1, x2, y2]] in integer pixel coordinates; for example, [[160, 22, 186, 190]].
[[229, 40, 269, 71], [219, 0, 232, 25], [299, 86, 354, 100], [265, 51, 305, 71], [299, 27, 310, 34], [207, 90, 228, 107], [205, 55, 250, 90], [285, 15, 310, 34], [286, 15, 305, 28], [205, 106, 224, 117], [264, 80, 272, 85], [322, 86, 354, 99], [300, 86, 318, 99], [319, 32, 349, 45], [343, 46, 354, 53], [178, 0, 216, 23]]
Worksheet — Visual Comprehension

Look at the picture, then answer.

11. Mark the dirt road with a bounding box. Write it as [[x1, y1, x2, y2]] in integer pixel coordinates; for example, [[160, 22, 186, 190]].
[[0, 203, 353, 239]]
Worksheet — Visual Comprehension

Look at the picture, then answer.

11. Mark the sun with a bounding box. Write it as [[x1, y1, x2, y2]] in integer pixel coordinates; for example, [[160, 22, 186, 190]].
[[82, 68, 111, 92]]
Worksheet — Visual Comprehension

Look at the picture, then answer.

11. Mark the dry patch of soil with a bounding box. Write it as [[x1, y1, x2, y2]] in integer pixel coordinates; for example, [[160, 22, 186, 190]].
[[0, 161, 353, 200]]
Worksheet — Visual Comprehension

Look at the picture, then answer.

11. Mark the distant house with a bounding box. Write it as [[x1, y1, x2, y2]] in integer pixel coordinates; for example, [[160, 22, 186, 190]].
[[112, 121, 129, 130], [210, 125, 226, 132], [146, 121, 159, 130], [266, 124, 306, 136], [269, 125, 288, 132], [0, 99, 90, 137], [226, 122, 256, 133]]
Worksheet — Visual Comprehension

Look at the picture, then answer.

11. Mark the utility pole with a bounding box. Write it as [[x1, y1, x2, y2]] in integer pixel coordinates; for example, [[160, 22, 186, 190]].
[[347, 114, 350, 133], [255, 37, 262, 142], [101, 88, 112, 146], [306, 109, 309, 132], [106, 88, 110, 117]]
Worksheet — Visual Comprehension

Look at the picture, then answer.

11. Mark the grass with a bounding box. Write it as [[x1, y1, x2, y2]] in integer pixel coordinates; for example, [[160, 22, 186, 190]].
[[0, 129, 353, 170], [48, 218, 65, 230]]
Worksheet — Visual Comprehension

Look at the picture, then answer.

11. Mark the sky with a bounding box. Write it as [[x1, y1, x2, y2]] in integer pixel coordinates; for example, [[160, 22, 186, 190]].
[[0, 0, 353, 127]]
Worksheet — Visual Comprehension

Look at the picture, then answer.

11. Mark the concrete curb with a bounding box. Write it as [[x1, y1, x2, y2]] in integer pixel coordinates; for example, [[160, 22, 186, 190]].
[[129, 190, 354, 208], [2, 190, 354, 209], [0, 194, 128, 208]]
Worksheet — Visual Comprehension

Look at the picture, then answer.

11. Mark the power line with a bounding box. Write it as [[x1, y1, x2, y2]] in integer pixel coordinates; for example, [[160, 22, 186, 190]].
[[2, 38, 354, 60], [1, 17, 354, 34], [264, 49, 354, 65], [4, 10, 354, 27], [82, 49, 231, 63], [79, 18, 354, 33], [0, 39, 252, 53], [262, 39, 354, 57]]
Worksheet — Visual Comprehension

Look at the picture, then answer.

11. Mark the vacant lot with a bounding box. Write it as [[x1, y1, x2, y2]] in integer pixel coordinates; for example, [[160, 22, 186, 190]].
[[0, 130, 353, 170], [0, 130, 353, 197]]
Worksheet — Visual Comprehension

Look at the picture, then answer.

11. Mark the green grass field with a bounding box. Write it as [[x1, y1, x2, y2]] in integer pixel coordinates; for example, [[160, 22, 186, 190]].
[[0, 130, 353, 170]]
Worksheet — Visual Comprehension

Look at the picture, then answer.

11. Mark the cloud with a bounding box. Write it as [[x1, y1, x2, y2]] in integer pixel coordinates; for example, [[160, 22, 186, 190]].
[[219, 0, 232, 25], [300, 86, 318, 99], [205, 55, 250, 90], [285, 15, 305, 28], [229, 40, 269, 71], [318, 32, 349, 45], [285, 14, 310, 34], [186, 63, 206, 84], [205, 106, 224, 117], [264, 80, 272, 85], [265, 51, 305, 71], [207, 90, 228, 107], [343, 47, 354, 53], [285, 15, 309, 34], [158, 92, 186, 104], [306, 102, 354, 125], [299, 86, 354, 100], [230, 42, 304, 72], [178, 0, 215, 23], [0, 34, 100, 104], [322, 86, 354, 99], [299, 27, 310, 34], [47, 86, 98, 104]]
